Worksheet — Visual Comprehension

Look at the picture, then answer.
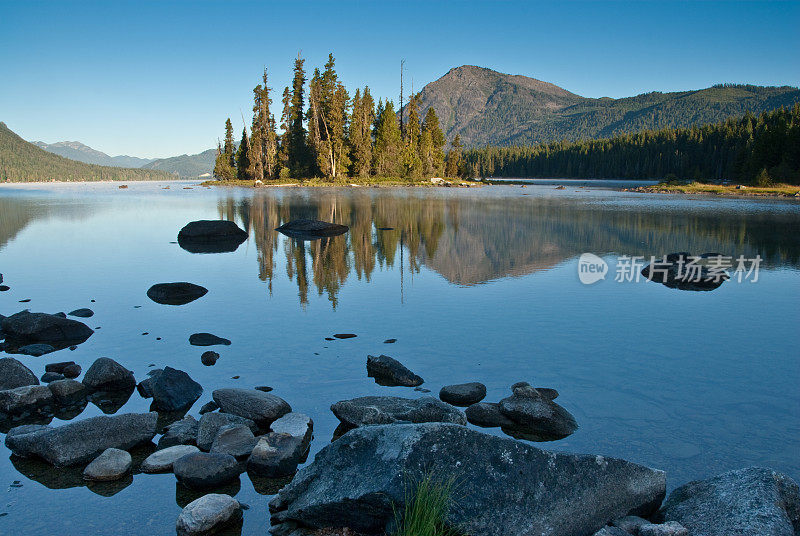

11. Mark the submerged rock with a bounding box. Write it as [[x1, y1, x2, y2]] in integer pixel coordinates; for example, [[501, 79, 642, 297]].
[[655, 467, 800, 536], [145, 366, 202, 412], [268, 423, 666, 536], [641, 252, 729, 292], [201, 351, 219, 366], [0, 357, 39, 390], [82, 357, 136, 391], [141, 444, 200, 473], [47, 361, 81, 379], [1, 311, 94, 350], [41, 371, 65, 383], [176, 493, 242, 536], [439, 382, 486, 406], [276, 219, 349, 240], [197, 412, 258, 451], [189, 333, 231, 347], [5, 412, 158, 466], [366, 354, 424, 387], [158, 415, 199, 449], [330, 396, 466, 428], [147, 282, 208, 306], [173, 452, 241, 490], [212, 388, 291, 428], [83, 448, 131, 481], [18, 343, 56, 356], [177, 220, 248, 254], [68, 308, 94, 318]]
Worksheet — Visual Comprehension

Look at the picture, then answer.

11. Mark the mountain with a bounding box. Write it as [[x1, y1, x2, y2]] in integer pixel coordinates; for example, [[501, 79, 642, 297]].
[[142, 149, 217, 178], [412, 65, 800, 146], [33, 140, 155, 168], [0, 122, 174, 182]]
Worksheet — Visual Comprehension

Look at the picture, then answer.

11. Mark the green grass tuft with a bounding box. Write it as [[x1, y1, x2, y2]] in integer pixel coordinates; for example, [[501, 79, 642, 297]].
[[393, 473, 460, 536]]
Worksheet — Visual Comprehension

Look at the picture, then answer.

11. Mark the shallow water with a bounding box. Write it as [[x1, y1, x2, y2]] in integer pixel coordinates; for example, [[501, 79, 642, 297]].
[[0, 181, 798, 535]]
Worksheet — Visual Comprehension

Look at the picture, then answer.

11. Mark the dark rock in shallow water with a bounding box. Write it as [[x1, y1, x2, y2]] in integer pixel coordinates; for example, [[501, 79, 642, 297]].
[[5, 412, 158, 466], [201, 351, 219, 366], [0, 357, 39, 390], [68, 308, 94, 318], [147, 367, 202, 412], [268, 423, 666, 536], [147, 282, 208, 306], [177, 220, 248, 254], [88, 386, 135, 414], [197, 412, 258, 451], [498, 386, 578, 441], [276, 219, 349, 240], [158, 415, 199, 449], [173, 452, 241, 490], [366, 354, 424, 387], [439, 382, 486, 406], [18, 343, 56, 356], [210, 424, 257, 459], [141, 444, 200, 473], [212, 388, 291, 428], [45, 361, 76, 374], [0, 385, 54, 417], [82, 448, 131, 481], [176, 493, 242, 536], [198, 401, 219, 414], [333, 333, 357, 339], [641, 252, 729, 292], [655, 467, 800, 536], [465, 402, 517, 428], [41, 371, 65, 383], [331, 396, 466, 428], [189, 333, 231, 346], [383, 338, 397, 344], [270, 412, 313, 455], [82, 357, 136, 391], [62, 363, 81, 378], [254, 385, 273, 393], [248, 433, 306, 478], [1, 311, 93, 351], [47, 379, 88, 406]]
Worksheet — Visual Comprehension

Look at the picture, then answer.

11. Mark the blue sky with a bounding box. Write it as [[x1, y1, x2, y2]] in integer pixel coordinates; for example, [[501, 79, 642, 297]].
[[1, 0, 798, 158]]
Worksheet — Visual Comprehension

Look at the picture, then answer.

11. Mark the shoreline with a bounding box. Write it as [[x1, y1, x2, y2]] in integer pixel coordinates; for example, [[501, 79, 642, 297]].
[[625, 182, 800, 198]]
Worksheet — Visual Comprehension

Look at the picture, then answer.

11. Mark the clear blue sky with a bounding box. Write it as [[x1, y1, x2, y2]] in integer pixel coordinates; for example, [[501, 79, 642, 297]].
[[1, 0, 798, 158]]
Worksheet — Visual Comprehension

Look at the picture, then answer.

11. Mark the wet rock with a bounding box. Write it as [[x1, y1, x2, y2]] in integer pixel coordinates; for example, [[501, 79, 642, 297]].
[[270, 412, 313, 454], [248, 433, 306, 478], [136, 369, 161, 398], [592, 528, 630, 536], [366, 354, 424, 387], [147, 282, 208, 306], [612, 515, 650, 534], [88, 386, 135, 414], [212, 388, 291, 428], [655, 467, 800, 536], [1, 310, 94, 349], [201, 351, 219, 366], [158, 415, 199, 449], [41, 371, 65, 383], [254, 385, 273, 393], [641, 252, 729, 292], [275, 219, 349, 240], [82, 357, 136, 391], [177, 220, 248, 254], [18, 343, 56, 356], [197, 412, 258, 451], [0, 385, 54, 416], [383, 339, 396, 344], [46, 361, 77, 374], [47, 379, 88, 406], [0, 357, 39, 390], [68, 308, 94, 318], [147, 366, 202, 412], [176, 493, 242, 536], [439, 382, 486, 406], [210, 424, 257, 459], [330, 396, 466, 428], [141, 445, 200, 473], [498, 386, 578, 441], [5, 412, 158, 466], [83, 448, 131, 481], [268, 423, 666, 535], [173, 452, 241, 490], [199, 401, 219, 414], [190, 333, 231, 347], [638, 522, 688, 536], [62, 363, 81, 378], [333, 333, 357, 339], [465, 402, 516, 428]]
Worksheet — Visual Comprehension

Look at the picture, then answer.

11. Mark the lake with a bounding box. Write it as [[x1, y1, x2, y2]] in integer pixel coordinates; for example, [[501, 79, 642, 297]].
[[0, 181, 798, 535]]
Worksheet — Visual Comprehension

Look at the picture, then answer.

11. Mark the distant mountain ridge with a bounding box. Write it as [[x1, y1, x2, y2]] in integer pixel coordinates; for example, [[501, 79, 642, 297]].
[[33, 140, 155, 168], [412, 65, 800, 146], [0, 122, 174, 182], [142, 149, 217, 178]]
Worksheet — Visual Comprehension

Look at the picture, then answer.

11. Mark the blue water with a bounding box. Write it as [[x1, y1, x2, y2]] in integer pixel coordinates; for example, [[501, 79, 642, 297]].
[[0, 181, 798, 535]]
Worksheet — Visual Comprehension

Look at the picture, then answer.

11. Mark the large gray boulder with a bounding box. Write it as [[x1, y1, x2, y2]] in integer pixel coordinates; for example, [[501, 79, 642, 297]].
[[1, 310, 94, 349], [177, 220, 248, 254], [366, 354, 424, 387], [269, 423, 665, 536], [158, 415, 199, 449], [330, 396, 466, 428], [210, 424, 257, 459], [142, 366, 203, 411], [82, 357, 136, 391], [439, 382, 487, 406], [655, 467, 800, 536], [173, 452, 240, 490], [270, 412, 313, 454], [248, 433, 306, 478], [498, 384, 578, 440], [196, 412, 258, 451], [141, 445, 200, 473], [4, 412, 158, 466], [147, 282, 208, 305], [0, 357, 39, 390], [212, 388, 291, 428], [176, 493, 242, 536], [82, 448, 132, 481]]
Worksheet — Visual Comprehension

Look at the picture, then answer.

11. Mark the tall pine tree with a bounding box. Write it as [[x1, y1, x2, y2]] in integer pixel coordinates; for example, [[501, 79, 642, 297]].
[[236, 127, 251, 180], [285, 54, 309, 178], [373, 100, 402, 176], [348, 87, 375, 177], [308, 54, 351, 180]]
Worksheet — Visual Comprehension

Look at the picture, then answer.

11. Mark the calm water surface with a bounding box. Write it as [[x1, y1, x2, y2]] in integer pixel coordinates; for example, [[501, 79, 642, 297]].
[[0, 181, 798, 535]]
